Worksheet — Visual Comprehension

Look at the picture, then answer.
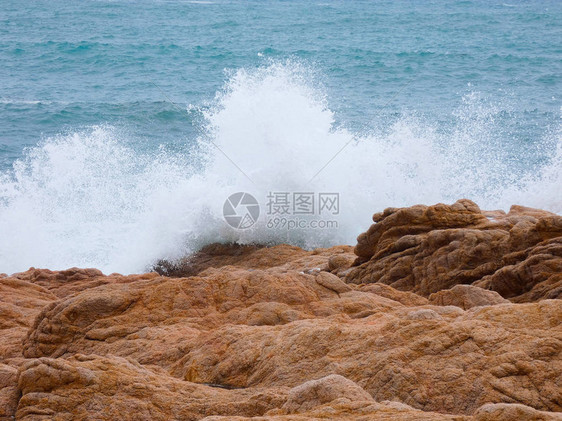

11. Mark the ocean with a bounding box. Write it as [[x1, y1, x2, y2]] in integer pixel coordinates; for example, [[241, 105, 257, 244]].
[[0, 0, 560, 274]]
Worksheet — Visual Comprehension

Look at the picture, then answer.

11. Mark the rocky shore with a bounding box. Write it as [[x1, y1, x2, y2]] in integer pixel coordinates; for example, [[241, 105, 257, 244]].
[[1, 199, 560, 420]]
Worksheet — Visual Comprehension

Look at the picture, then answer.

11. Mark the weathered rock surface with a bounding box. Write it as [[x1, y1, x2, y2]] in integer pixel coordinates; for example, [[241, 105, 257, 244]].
[[429, 285, 510, 309], [281, 374, 374, 413], [474, 237, 562, 302], [153, 243, 355, 277], [16, 354, 289, 421], [0, 277, 57, 366], [0, 200, 560, 420], [0, 363, 18, 418], [473, 403, 562, 421], [347, 199, 562, 301]]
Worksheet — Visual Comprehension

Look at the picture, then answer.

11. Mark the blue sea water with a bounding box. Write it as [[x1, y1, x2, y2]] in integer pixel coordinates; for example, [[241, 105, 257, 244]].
[[0, 0, 560, 273]]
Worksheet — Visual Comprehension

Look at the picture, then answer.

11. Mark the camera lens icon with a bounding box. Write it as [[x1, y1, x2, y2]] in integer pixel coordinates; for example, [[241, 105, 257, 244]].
[[223, 192, 260, 229]]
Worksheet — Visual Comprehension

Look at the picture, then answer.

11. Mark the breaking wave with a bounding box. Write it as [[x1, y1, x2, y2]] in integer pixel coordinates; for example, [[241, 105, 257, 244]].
[[0, 62, 560, 274]]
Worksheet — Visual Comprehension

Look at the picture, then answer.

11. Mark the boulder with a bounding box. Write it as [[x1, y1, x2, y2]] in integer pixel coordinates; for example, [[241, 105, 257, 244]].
[[347, 200, 562, 301], [429, 285, 509, 309], [282, 374, 373, 413]]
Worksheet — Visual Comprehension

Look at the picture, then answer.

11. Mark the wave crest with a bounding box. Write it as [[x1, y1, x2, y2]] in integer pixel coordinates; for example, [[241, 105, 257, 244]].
[[0, 62, 559, 274]]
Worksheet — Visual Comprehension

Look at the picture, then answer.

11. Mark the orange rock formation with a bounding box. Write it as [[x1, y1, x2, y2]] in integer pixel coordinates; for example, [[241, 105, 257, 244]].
[[1, 200, 560, 420]]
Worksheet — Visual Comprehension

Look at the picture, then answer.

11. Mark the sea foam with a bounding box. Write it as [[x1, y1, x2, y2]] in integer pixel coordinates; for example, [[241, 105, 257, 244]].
[[0, 62, 559, 274]]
